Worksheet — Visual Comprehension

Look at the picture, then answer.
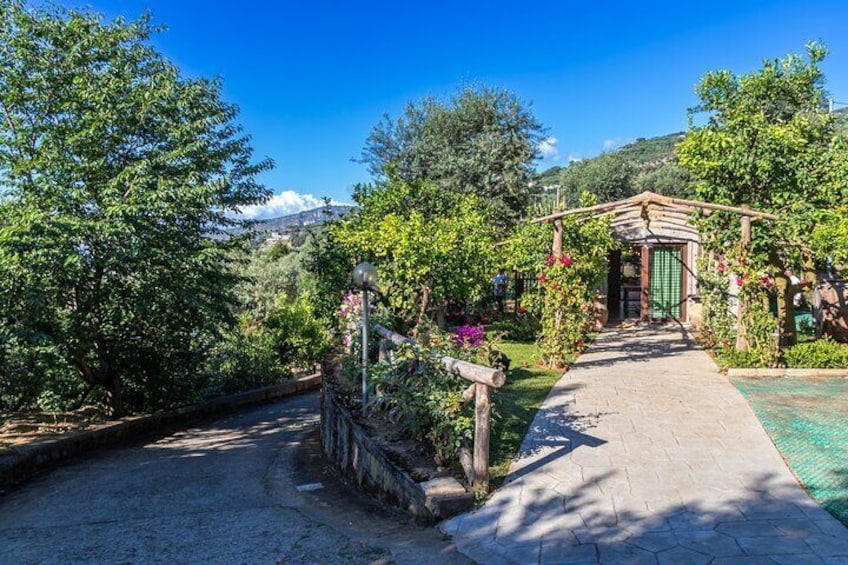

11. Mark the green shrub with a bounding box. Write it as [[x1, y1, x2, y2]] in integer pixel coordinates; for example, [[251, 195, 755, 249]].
[[487, 316, 540, 342], [715, 347, 772, 370], [784, 337, 848, 369], [205, 298, 329, 395], [369, 343, 473, 465]]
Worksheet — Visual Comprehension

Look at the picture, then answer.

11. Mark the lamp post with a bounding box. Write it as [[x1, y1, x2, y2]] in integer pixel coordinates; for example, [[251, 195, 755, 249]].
[[352, 262, 378, 409]]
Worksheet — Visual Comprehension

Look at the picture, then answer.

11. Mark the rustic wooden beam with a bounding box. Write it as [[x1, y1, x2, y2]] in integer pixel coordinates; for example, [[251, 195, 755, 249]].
[[641, 245, 650, 320], [373, 325, 506, 388], [458, 446, 475, 485], [530, 191, 778, 223], [736, 207, 753, 351], [473, 383, 491, 492], [552, 218, 563, 257]]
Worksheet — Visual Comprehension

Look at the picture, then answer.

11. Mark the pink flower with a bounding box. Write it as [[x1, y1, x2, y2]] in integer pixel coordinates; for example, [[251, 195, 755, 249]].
[[736, 276, 744, 286], [717, 263, 726, 273], [537, 273, 547, 283], [559, 256, 573, 267], [546, 254, 555, 267]]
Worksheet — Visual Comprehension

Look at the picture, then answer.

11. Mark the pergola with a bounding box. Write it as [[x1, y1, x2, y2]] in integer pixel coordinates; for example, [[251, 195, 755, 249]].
[[531, 191, 778, 350]]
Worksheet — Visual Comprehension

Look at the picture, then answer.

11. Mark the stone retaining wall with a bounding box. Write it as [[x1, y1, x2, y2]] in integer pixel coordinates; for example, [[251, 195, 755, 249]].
[[0, 374, 321, 490], [320, 380, 472, 523]]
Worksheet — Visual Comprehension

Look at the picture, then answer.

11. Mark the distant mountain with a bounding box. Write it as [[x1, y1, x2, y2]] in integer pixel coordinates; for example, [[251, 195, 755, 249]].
[[253, 205, 353, 234]]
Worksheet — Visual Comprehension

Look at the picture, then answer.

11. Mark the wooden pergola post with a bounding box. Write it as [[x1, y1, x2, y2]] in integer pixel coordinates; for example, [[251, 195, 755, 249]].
[[736, 207, 752, 351], [552, 218, 563, 258]]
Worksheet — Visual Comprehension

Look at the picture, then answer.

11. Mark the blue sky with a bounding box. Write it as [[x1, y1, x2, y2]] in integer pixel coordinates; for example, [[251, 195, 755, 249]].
[[62, 1, 848, 218]]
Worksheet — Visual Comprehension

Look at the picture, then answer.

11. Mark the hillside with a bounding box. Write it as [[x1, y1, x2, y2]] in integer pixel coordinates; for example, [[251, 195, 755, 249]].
[[614, 132, 684, 165], [535, 132, 683, 186], [255, 204, 353, 233]]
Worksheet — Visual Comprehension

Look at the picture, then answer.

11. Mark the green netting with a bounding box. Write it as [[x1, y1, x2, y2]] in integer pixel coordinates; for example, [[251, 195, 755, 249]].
[[732, 376, 848, 526]]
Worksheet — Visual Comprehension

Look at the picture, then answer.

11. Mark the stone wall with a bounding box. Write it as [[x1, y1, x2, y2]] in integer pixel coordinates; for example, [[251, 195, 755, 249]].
[[320, 381, 472, 523]]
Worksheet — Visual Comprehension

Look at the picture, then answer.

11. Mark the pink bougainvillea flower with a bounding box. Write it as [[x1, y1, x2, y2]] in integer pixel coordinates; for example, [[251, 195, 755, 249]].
[[736, 276, 744, 286], [559, 256, 573, 267], [546, 254, 555, 267], [717, 263, 726, 273]]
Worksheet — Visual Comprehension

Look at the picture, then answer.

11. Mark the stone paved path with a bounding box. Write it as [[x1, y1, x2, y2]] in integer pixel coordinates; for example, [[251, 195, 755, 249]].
[[442, 325, 848, 564], [0, 392, 469, 564]]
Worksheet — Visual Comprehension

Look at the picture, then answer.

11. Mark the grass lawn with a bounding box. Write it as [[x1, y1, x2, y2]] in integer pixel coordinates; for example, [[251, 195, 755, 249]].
[[488, 340, 567, 485]]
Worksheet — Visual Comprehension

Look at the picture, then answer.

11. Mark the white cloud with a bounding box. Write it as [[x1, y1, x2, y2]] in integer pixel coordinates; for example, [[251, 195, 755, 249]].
[[566, 153, 582, 163], [538, 136, 560, 161], [237, 190, 349, 220], [602, 139, 618, 151]]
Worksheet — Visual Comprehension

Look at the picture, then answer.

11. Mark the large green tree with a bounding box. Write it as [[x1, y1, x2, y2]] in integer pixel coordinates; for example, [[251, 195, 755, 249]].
[[677, 42, 847, 344], [0, 2, 271, 414], [333, 178, 497, 332], [359, 85, 545, 230]]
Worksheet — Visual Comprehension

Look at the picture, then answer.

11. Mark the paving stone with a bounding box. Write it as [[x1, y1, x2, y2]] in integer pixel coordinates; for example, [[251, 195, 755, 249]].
[[736, 534, 813, 555], [674, 529, 744, 557], [624, 531, 678, 553], [770, 554, 827, 565], [715, 519, 781, 538], [655, 546, 712, 565], [596, 543, 658, 564], [805, 534, 848, 558], [711, 557, 775, 565], [541, 542, 598, 565], [443, 326, 848, 565]]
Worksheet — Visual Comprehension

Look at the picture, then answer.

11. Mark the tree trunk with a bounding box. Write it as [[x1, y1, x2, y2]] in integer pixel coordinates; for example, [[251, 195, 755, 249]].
[[106, 375, 124, 418], [774, 269, 797, 347], [412, 287, 431, 338]]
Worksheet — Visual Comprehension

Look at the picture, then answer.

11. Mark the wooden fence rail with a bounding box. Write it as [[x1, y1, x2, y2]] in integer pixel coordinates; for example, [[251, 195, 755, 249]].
[[373, 324, 505, 492]]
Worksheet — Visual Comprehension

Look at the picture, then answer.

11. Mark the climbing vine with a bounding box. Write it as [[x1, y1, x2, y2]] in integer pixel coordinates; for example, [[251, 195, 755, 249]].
[[529, 210, 617, 368]]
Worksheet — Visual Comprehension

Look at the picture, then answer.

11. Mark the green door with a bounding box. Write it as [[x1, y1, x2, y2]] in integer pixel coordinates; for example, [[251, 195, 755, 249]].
[[648, 247, 683, 320]]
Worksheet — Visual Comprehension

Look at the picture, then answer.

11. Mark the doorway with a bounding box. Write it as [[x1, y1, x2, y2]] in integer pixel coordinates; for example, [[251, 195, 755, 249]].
[[647, 246, 686, 321]]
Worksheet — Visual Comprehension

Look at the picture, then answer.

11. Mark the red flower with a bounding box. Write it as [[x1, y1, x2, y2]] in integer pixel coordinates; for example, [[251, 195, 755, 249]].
[[736, 276, 744, 286], [559, 256, 573, 267], [717, 263, 726, 273], [537, 273, 547, 283], [546, 254, 555, 267]]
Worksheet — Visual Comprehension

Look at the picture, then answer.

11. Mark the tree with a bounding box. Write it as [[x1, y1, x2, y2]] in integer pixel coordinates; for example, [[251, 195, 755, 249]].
[[332, 177, 497, 332], [359, 85, 545, 230], [0, 3, 271, 414], [635, 162, 694, 197], [558, 152, 637, 208], [677, 42, 844, 345]]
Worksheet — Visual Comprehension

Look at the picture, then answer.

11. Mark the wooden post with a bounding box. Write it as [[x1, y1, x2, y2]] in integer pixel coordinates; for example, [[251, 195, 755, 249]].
[[736, 208, 752, 350], [552, 218, 563, 258], [473, 383, 491, 493], [640, 245, 650, 320]]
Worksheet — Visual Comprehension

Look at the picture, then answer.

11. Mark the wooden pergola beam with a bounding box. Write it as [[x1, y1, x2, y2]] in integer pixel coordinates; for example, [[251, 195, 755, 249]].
[[531, 191, 778, 223]]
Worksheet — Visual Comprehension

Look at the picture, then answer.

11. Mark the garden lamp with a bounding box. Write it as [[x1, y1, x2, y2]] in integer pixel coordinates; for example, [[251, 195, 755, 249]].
[[352, 262, 378, 409]]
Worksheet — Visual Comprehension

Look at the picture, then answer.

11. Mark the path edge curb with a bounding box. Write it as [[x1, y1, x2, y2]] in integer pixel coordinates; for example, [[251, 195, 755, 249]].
[[0, 374, 321, 490], [727, 368, 848, 378]]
